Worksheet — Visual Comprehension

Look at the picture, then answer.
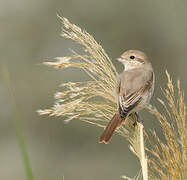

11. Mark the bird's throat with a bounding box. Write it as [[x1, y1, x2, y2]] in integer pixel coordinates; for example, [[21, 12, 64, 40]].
[[124, 63, 136, 71]]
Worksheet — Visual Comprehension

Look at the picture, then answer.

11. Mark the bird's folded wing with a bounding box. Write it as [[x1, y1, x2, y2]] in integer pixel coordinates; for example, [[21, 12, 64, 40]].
[[118, 71, 154, 114]]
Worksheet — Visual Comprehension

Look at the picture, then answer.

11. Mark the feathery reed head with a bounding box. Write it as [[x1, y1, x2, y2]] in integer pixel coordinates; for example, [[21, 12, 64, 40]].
[[38, 16, 186, 180], [146, 71, 187, 179], [38, 18, 146, 175], [38, 16, 117, 127]]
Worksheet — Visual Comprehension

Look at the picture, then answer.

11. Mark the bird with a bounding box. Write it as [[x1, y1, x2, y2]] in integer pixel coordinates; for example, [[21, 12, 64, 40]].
[[99, 50, 154, 144]]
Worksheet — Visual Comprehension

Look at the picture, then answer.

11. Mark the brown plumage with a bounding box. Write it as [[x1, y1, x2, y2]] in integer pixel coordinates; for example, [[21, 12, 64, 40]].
[[99, 112, 123, 144], [99, 50, 154, 144]]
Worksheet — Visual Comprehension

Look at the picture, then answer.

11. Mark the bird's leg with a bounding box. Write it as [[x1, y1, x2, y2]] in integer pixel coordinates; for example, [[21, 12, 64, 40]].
[[133, 112, 143, 126]]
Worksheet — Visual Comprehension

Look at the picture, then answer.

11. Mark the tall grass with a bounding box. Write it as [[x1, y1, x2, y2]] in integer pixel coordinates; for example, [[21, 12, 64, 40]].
[[146, 72, 187, 179], [2, 66, 34, 180], [38, 16, 187, 180]]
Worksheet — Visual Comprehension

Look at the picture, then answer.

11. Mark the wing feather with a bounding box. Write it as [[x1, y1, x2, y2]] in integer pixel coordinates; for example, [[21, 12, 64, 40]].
[[118, 70, 153, 117]]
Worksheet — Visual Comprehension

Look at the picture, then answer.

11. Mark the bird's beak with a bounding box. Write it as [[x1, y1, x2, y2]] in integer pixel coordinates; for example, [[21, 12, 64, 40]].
[[116, 57, 128, 63], [115, 57, 123, 62]]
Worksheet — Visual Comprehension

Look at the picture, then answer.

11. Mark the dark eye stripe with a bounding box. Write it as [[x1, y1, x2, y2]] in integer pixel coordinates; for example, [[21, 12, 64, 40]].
[[136, 58, 145, 63]]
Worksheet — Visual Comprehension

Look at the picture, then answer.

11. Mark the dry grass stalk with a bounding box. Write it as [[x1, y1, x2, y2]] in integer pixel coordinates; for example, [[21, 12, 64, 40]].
[[38, 16, 117, 128], [146, 71, 187, 180], [38, 16, 148, 179], [120, 119, 148, 180], [38, 16, 186, 180]]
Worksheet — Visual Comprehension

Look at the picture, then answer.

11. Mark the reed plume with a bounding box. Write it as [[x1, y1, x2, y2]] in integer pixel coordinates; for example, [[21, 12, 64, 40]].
[[38, 16, 186, 180], [146, 71, 187, 180]]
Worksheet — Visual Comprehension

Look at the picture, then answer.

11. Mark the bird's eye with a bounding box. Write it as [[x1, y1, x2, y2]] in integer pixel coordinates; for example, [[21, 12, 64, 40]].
[[130, 56, 135, 59]]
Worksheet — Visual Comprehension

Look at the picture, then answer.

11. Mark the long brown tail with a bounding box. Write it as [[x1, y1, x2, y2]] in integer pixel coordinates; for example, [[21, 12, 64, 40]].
[[99, 112, 125, 144]]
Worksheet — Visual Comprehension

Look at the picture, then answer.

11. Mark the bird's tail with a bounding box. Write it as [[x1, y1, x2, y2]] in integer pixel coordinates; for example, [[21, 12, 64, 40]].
[[99, 112, 125, 144]]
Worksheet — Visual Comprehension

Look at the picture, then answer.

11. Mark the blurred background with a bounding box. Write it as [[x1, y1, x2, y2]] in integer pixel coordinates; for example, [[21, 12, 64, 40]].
[[0, 0, 187, 179]]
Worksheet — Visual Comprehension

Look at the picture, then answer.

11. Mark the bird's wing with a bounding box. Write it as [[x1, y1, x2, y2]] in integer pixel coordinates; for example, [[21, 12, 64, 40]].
[[118, 70, 154, 115]]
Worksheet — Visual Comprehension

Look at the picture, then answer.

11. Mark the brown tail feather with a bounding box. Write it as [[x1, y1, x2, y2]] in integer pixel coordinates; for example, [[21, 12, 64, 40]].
[[99, 112, 126, 144]]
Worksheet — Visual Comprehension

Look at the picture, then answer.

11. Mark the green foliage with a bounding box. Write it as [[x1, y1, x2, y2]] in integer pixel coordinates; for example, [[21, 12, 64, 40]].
[[2, 66, 34, 180]]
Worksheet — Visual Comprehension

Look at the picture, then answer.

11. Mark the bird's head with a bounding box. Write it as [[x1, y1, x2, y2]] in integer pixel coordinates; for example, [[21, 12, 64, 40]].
[[117, 50, 149, 70]]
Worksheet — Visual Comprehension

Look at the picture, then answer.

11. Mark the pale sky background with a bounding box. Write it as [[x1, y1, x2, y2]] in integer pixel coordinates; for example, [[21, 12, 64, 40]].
[[0, 0, 187, 179]]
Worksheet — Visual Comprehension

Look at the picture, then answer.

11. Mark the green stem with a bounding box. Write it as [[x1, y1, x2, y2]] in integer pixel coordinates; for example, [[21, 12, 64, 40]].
[[2, 66, 34, 180]]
